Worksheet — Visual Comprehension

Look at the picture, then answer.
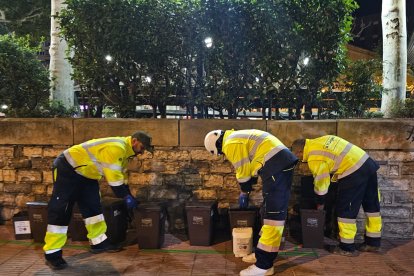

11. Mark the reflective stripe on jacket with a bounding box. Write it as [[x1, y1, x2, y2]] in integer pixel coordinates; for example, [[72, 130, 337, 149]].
[[222, 129, 289, 184], [63, 136, 135, 186], [303, 135, 369, 195]]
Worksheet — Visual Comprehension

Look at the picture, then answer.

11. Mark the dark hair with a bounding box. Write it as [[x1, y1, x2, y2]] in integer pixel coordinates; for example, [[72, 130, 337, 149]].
[[215, 132, 225, 154], [291, 139, 306, 151]]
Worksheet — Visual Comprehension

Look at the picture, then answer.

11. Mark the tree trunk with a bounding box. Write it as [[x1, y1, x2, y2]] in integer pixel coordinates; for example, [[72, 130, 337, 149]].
[[381, 0, 407, 117], [50, 0, 74, 109]]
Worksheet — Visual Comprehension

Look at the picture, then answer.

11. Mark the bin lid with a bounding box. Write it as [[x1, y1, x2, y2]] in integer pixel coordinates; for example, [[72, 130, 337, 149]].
[[26, 202, 48, 206], [138, 202, 165, 211], [229, 204, 259, 212], [185, 200, 217, 209], [300, 209, 326, 216]]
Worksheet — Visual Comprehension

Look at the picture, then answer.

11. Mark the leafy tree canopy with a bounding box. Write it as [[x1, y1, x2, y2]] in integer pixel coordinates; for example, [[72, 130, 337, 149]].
[[0, 0, 50, 45], [0, 34, 50, 117]]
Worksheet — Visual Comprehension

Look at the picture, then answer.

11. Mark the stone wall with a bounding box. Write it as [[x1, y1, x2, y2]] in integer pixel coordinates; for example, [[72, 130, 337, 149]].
[[0, 118, 413, 239]]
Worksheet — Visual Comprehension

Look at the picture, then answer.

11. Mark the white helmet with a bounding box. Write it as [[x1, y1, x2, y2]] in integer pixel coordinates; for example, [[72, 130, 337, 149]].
[[204, 129, 224, 155]]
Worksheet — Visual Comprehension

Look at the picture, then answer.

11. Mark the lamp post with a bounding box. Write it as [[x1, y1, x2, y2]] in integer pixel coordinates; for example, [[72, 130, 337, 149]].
[[197, 36, 213, 118]]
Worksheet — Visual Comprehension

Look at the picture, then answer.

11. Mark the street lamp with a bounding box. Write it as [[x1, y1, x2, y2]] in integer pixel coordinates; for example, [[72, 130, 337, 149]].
[[204, 36, 213, 48]]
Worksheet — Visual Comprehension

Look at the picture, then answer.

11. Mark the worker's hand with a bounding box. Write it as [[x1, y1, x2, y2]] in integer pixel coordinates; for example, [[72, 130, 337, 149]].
[[238, 192, 249, 209], [124, 194, 138, 210]]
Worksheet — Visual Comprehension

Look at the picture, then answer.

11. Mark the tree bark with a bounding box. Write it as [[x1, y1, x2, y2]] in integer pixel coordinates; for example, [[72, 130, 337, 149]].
[[49, 0, 74, 109], [381, 0, 407, 117]]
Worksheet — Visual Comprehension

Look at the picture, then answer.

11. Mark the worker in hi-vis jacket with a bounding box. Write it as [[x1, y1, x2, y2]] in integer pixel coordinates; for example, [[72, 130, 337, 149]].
[[43, 131, 153, 270], [205, 129, 298, 276], [292, 135, 382, 257]]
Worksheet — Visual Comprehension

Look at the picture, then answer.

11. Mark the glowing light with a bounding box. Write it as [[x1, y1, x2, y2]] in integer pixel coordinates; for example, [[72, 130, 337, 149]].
[[204, 37, 213, 48]]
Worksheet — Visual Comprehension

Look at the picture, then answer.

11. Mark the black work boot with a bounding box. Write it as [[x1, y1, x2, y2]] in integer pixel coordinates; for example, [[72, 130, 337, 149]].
[[332, 246, 360, 257], [45, 250, 68, 270], [90, 239, 122, 254], [357, 243, 380, 252]]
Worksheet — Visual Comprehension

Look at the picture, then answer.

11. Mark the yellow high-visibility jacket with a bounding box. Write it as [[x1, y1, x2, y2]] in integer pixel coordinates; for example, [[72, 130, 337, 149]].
[[63, 136, 135, 187], [222, 129, 290, 184], [302, 135, 369, 196]]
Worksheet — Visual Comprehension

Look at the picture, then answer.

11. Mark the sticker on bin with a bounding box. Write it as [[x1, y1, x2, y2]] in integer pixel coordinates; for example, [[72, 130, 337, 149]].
[[141, 218, 153, 227], [236, 220, 248, 227], [306, 218, 319, 227], [14, 221, 31, 234], [32, 214, 45, 223], [192, 216, 204, 225]]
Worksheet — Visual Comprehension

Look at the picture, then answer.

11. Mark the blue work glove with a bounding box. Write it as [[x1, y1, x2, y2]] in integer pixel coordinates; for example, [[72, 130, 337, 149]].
[[238, 192, 249, 209], [124, 194, 138, 210]]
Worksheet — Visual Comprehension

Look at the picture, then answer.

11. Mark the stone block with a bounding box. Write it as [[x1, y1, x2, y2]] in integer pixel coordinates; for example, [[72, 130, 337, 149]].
[[31, 157, 53, 170], [184, 174, 202, 186], [0, 118, 73, 145], [47, 184, 54, 195], [0, 146, 14, 157], [1, 194, 18, 205], [383, 222, 413, 239], [2, 170, 16, 182], [149, 187, 177, 200], [401, 162, 414, 175], [203, 174, 224, 188], [42, 170, 53, 184], [381, 191, 393, 204], [32, 184, 47, 194], [381, 206, 411, 219], [10, 159, 31, 169], [337, 119, 414, 150], [267, 120, 337, 147], [155, 150, 190, 161], [223, 175, 238, 188], [180, 119, 266, 147], [389, 165, 400, 176], [210, 163, 233, 174], [217, 189, 238, 202], [15, 194, 35, 207], [43, 147, 66, 158], [377, 165, 388, 176], [144, 161, 165, 172], [393, 191, 412, 204], [128, 172, 160, 186], [164, 174, 184, 186], [17, 170, 42, 183], [73, 118, 178, 147], [178, 192, 192, 201], [4, 182, 31, 193], [388, 151, 414, 162], [179, 163, 201, 175], [192, 189, 217, 200], [365, 150, 389, 161], [23, 147, 42, 157], [190, 149, 220, 161], [379, 178, 410, 191]]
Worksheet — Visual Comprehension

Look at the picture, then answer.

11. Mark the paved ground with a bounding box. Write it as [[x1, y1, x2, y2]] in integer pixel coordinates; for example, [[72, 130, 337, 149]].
[[0, 224, 413, 276]]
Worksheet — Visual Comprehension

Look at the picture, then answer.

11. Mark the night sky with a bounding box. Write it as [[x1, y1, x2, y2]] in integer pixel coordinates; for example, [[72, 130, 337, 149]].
[[354, 0, 414, 17], [354, 0, 382, 16]]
